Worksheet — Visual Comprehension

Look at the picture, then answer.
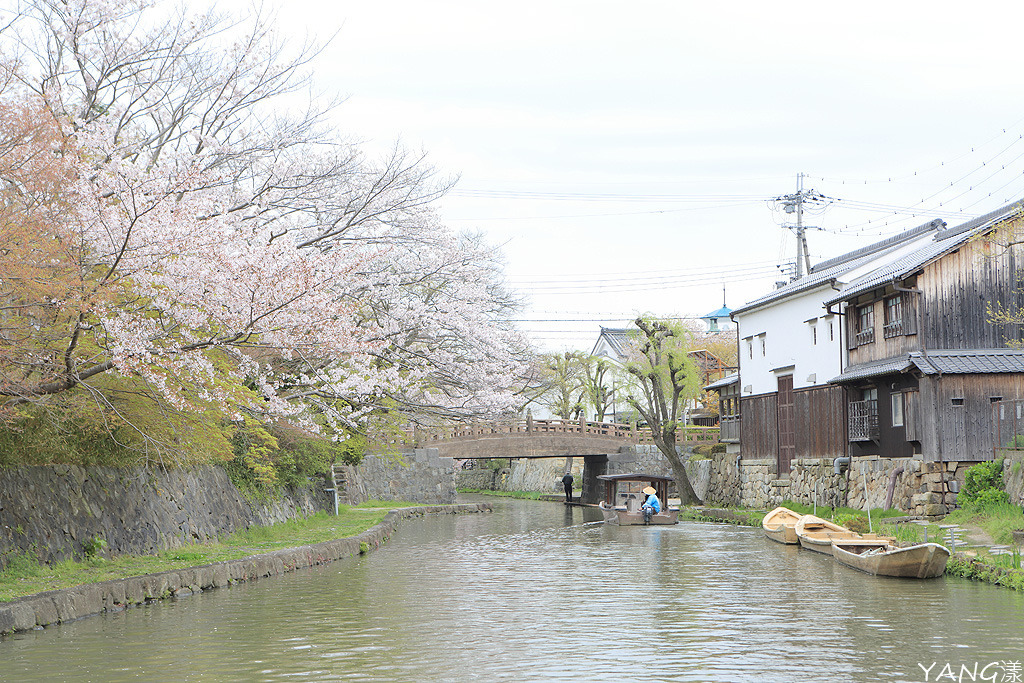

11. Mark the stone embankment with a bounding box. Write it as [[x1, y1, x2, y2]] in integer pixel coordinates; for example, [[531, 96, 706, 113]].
[[1, 452, 457, 567], [686, 453, 975, 517], [0, 503, 490, 636]]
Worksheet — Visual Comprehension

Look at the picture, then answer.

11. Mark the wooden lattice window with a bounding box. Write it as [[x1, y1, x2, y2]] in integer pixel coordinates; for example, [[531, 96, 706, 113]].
[[855, 304, 875, 346]]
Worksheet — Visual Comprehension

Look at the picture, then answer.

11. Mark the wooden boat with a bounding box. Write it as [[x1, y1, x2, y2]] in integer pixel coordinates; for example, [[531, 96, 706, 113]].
[[596, 473, 678, 525], [831, 541, 950, 579], [762, 506, 803, 544], [794, 514, 892, 556]]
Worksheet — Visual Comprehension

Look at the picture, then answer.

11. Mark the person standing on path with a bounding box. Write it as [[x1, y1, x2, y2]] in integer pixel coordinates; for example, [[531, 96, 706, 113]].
[[561, 472, 574, 503]]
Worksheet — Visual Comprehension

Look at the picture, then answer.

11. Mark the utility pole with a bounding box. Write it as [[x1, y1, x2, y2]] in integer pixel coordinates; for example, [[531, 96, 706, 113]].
[[772, 173, 829, 280]]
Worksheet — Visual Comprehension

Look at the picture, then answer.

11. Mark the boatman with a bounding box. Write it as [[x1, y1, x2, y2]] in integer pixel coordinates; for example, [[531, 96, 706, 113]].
[[561, 471, 574, 503], [641, 485, 661, 524]]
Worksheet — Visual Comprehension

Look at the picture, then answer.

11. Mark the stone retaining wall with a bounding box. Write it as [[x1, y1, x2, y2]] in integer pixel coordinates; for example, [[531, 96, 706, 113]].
[[0, 503, 491, 636], [0, 466, 330, 567], [0, 451, 459, 568], [691, 453, 970, 517], [1003, 455, 1024, 505], [346, 449, 457, 505]]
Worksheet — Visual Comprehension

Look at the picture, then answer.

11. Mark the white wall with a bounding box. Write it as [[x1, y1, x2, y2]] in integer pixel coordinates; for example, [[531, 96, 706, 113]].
[[734, 285, 844, 397]]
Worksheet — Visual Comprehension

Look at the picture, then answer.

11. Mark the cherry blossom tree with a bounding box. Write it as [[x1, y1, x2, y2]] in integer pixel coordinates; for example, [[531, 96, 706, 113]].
[[0, 0, 528, 454]]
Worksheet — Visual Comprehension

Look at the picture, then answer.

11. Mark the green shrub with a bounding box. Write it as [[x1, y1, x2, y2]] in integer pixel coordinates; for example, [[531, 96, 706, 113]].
[[960, 460, 1008, 510], [82, 536, 107, 559], [710, 443, 727, 454], [227, 419, 367, 499]]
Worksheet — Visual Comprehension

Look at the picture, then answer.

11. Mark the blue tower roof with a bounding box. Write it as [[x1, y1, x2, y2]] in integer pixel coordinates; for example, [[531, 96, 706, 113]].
[[701, 306, 732, 320]]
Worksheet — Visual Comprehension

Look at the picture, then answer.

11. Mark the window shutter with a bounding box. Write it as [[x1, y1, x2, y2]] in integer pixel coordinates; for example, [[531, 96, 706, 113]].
[[901, 292, 918, 335], [846, 309, 858, 350]]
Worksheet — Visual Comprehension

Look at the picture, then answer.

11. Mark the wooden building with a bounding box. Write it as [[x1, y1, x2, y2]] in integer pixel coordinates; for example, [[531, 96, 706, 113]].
[[730, 220, 945, 474], [827, 201, 1024, 462]]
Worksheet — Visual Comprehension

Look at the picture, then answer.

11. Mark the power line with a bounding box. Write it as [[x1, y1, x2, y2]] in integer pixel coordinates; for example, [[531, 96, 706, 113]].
[[508, 260, 779, 286]]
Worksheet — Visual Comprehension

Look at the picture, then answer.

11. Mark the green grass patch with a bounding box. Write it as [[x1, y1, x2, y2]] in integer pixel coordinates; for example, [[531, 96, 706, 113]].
[[778, 500, 906, 534], [778, 500, 907, 521], [457, 489, 545, 500], [946, 553, 1024, 591], [945, 500, 1024, 545], [0, 507, 395, 603], [679, 506, 765, 527]]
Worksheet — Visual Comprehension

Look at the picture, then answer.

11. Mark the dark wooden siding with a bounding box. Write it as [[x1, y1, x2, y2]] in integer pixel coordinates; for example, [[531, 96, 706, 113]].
[[918, 373, 1024, 461], [794, 384, 848, 459], [741, 385, 847, 465], [740, 393, 778, 461], [919, 237, 1024, 349]]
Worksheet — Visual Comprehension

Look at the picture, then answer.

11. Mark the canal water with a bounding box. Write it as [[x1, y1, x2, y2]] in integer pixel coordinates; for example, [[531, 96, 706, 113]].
[[2, 498, 1023, 682]]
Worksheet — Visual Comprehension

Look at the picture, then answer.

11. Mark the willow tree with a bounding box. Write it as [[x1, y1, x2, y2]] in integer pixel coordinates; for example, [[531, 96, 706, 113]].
[[534, 351, 586, 420], [582, 355, 616, 422], [622, 316, 702, 504]]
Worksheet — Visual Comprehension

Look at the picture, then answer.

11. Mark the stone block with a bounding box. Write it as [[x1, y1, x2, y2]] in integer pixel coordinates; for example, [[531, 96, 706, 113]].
[[923, 503, 947, 516], [948, 479, 961, 493], [124, 577, 146, 604], [69, 585, 103, 619], [912, 492, 942, 505], [945, 492, 959, 505], [51, 592, 75, 622], [0, 606, 17, 634], [8, 601, 37, 631], [101, 581, 126, 609]]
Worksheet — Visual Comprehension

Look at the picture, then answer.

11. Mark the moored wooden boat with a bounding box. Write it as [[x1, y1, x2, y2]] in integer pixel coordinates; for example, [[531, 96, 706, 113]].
[[596, 473, 679, 525], [794, 514, 892, 556], [831, 541, 950, 579], [762, 506, 802, 544]]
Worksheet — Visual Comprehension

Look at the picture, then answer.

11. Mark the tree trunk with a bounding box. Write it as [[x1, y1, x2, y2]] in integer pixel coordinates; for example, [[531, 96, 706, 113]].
[[654, 436, 702, 505], [667, 456, 701, 505]]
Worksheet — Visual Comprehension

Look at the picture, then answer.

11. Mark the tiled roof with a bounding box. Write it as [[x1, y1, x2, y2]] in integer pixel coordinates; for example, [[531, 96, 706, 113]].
[[732, 219, 946, 315], [732, 251, 884, 315], [592, 326, 635, 361], [908, 349, 1024, 375], [829, 349, 1024, 383], [828, 357, 914, 383], [825, 200, 1024, 306]]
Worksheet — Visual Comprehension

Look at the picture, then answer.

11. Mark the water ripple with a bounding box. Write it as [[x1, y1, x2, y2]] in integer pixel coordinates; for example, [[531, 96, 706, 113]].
[[2, 499, 1023, 682]]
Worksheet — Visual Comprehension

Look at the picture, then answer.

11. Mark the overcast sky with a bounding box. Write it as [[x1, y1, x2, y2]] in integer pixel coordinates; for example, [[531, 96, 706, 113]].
[[273, 1, 1024, 351]]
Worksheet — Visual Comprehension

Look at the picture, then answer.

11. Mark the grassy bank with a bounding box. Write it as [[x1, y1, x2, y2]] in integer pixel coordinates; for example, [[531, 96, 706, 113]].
[[0, 501, 412, 603], [680, 506, 765, 527], [457, 488, 549, 500]]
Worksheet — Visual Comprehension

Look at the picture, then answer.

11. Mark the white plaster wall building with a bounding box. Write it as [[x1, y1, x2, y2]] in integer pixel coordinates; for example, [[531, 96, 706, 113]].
[[729, 219, 947, 475]]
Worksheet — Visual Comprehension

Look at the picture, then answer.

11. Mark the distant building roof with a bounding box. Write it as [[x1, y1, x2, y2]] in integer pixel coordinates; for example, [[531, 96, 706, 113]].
[[705, 372, 739, 391], [591, 326, 635, 362], [701, 306, 733, 320]]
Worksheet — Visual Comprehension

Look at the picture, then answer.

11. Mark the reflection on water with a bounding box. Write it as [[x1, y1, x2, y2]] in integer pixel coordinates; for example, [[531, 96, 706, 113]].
[[2, 497, 1023, 682]]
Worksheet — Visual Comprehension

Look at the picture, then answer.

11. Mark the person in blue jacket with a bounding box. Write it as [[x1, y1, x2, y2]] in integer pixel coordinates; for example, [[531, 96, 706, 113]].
[[641, 485, 661, 524]]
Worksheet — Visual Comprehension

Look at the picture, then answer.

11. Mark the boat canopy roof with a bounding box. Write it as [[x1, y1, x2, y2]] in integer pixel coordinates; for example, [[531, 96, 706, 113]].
[[596, 473, 674, 483]]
